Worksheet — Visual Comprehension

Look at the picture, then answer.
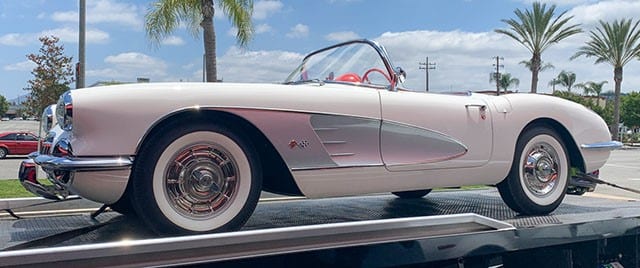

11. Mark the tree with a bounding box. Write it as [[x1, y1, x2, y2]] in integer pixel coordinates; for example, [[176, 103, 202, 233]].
[[572, 19, 640, 140], [519, 59, 554, 72], [575, 80, 607, 96], [24, 36, 74, 116], [0, 95, 9, 116], [549, 70, 577, 92], [621, 92, 640, 129], [146, 0, 253, 82], [496, 2, 581, 93], [490, 72, 520, 93]]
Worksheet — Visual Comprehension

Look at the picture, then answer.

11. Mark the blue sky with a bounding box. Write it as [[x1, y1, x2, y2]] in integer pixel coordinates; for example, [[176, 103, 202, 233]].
[[2, 0, 640, 100]]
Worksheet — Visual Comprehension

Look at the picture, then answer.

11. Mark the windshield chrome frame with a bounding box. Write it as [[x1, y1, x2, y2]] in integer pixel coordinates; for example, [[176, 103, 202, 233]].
[[289, 39, 400, 91]]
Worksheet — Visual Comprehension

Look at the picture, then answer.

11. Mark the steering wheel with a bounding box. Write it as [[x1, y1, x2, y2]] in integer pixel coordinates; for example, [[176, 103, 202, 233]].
[[362, 68, 392, 84]]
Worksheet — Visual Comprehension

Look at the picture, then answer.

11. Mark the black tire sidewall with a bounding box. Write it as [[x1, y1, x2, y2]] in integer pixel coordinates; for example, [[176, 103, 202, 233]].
[[131, 122, 262, 235]]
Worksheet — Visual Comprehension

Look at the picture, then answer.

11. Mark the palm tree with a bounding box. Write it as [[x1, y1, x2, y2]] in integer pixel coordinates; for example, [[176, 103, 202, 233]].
[[146, 0, 253, 82], [549, 70, 577, 92], [572, 19, 640, 140], [575, 81, 607, 97], [519, 59, 555, 73], [496, 2, 581, 93], [490, 73, 520, 94]]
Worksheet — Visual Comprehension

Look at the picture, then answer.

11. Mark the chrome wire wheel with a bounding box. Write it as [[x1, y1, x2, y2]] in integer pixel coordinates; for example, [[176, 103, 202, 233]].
[[164, 143, 239, 220], [522, 142, 560, 197]]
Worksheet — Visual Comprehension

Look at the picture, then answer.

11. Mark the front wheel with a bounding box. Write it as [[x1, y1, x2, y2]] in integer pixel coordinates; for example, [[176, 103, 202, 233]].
[[131, 123, 262, 235], [497, 127, 569, 215], [0, 147, 8, 159]]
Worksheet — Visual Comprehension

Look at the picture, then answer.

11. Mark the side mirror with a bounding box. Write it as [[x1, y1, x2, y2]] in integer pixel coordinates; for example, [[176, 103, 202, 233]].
[[395, 67, 406, 84]]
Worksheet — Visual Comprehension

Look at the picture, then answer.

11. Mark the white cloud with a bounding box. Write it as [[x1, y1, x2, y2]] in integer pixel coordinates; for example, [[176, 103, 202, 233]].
[[41, 27, 110, 44], [218, 46, 303, 83], [325, 31, 360, 42], [376, 27, 640, 93], [3, 60, 35, 71], [0, 33, 30, 46], [51, 0, 143, 29], [519, 0, 596, 5], [228, 24, 272, 37], [88, 52, 168, 80], [161, 36, 185, 46], [253, 0, 283, 20], [0, 27, 109, 46], [255, 23, 273, 34], [286, 24, 309, 38], [568, 0, 640, 27]]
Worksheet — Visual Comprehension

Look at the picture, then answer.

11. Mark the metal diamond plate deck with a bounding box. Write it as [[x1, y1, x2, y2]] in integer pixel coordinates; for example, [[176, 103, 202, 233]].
[[2, 189, 639, 251]]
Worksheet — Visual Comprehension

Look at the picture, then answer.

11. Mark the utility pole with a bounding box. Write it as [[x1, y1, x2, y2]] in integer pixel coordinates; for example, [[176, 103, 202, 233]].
[[492, 56, 504, 95], [77, 0, 86, 89], [419, 57, 436, 92]]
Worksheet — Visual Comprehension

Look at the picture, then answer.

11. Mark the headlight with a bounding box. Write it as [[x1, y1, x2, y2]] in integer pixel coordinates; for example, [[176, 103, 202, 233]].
[[56, 91, 73, 131], [40, 104, 56, 136]]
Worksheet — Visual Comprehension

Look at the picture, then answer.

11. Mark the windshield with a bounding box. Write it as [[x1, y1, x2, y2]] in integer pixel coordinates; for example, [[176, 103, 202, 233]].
[[285, 41, 393, 87]]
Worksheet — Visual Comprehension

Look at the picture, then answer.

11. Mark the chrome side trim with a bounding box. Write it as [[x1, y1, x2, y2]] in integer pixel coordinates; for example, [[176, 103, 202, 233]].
[[580, 141, 623, 150], [30, 152, 133, 171]]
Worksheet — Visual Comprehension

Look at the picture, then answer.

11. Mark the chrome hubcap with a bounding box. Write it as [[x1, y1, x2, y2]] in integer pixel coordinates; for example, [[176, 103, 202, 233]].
[[523, 142, 560, 196], [164, 144, 238, 219]]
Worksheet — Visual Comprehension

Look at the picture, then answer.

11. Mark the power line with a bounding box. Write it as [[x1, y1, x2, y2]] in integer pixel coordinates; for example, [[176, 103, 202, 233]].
[[419, 57, 436, 92]]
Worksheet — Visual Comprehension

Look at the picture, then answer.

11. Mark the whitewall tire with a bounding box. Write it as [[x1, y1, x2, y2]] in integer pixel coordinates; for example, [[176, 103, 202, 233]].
[[132, 123, 262, 235], [498, 127, 569, 215]]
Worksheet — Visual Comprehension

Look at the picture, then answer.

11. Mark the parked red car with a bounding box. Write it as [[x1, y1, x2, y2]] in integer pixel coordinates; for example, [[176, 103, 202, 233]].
[[0, 131, 39, 158]]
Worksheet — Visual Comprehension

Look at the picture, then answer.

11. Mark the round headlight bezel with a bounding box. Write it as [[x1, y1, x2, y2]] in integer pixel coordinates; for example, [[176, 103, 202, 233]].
[[56, 91, 73, 131]]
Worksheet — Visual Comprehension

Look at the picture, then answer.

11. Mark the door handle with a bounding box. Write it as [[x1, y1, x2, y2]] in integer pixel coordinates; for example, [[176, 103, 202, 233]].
[[465, 104, 487, 120], [465, 104, 486, 110]]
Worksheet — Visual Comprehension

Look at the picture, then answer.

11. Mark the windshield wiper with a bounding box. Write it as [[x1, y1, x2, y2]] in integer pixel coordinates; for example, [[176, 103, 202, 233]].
[[284, 79, 324, 85]]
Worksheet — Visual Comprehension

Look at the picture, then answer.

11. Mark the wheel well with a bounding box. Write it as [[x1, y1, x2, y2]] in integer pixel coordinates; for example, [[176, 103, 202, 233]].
[[521, 118, 586, 173], [136, 109, 302, 196]]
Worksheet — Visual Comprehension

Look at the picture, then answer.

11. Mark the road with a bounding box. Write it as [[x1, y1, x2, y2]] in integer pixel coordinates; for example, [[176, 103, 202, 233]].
[[587, 149, 640, 200]]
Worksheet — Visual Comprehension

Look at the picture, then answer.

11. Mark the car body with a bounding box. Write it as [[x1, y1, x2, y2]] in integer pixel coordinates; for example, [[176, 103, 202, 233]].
[[24, 40, 620, 234], [0, 131, 38, 158]]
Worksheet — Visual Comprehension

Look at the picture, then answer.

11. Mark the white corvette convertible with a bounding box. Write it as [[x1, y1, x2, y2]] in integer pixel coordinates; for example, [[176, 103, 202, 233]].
[[25, 40, 620, 234]]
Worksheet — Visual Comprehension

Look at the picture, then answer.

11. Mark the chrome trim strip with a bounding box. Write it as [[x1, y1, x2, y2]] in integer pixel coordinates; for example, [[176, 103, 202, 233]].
[[580, 141, 623, 150], [291, 164, 384, 171], [322, 141, 346, 144], [330, 153, 356, 157], [30, 152, 133, 171]]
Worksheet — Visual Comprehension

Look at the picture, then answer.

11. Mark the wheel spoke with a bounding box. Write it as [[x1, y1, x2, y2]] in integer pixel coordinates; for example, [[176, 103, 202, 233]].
[[164, 143, 239, 219]]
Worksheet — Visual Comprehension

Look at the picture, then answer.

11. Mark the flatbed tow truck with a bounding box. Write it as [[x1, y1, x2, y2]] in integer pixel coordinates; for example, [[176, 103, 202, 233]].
[[1, 188, 639, 267]]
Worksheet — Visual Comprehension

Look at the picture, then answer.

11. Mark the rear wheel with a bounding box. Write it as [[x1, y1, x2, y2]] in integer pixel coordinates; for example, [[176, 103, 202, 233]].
[[131, 122, 262, 235], [0, 147, 7, 159], [392, 189, 432, 199], [497, 127, 569, 215]]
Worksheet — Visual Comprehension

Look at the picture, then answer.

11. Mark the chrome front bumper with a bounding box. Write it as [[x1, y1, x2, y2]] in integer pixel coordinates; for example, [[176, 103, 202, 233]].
[[31, 152, 133, 171], [581, 141, 623, 150], [19, 153, 133, 203]]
